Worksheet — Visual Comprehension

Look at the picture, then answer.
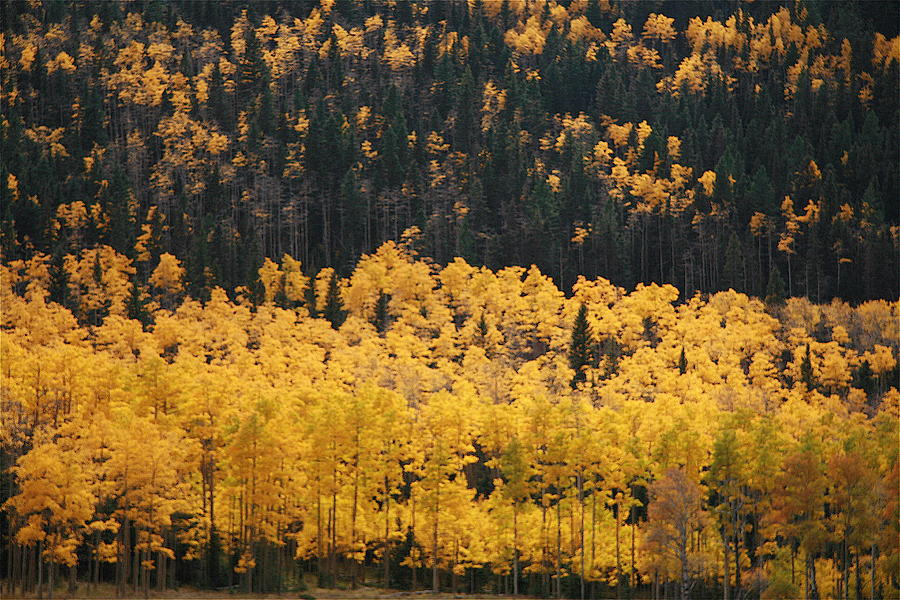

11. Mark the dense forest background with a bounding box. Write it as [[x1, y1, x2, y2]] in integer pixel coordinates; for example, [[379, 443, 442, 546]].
[[1, 1, 900, 600], [1, 0, 898, 304]]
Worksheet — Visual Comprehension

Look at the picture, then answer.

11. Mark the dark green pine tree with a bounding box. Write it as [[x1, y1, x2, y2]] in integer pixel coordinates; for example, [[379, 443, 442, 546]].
[[89, 252, 109, 324], [373, 291, 391, 335], [800, 343, 815, 390], [323, 272, 346, 329], [378, 86, 408, 190], [47, 251, 70, 309], [304, 273, 318, 318], [126, 275, 150, 327], [585, 0, 606, 28], [678, 346, 688, 375], [765, 265, 786, 306], [274, 273, 290, 309], [569, 303, 595, 389], [599, 336, 622, 379], [0, 194, 17, 260], [722, 232, 743, 291]]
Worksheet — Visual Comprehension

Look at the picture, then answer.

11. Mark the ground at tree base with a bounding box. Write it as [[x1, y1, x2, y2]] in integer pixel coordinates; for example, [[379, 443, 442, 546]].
[[0, 583, 535, 600]]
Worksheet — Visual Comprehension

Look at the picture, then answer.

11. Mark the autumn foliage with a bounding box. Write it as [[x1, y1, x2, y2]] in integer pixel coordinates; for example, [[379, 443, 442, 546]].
[[1, 0, 898, 309], [2, 242, 898, 598]]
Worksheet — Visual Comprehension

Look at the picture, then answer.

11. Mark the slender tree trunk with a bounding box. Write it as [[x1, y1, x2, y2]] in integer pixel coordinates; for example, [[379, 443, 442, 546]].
[[25, 543, 32, 596], [579, 472, 585, 600], [5, 534, 13, 597], [869, 544, 876, 600], [316, 491, 323, 587], [383, 479, 391, 589], [853, 549, 861, 600], [132, 529, 139, 594], [843, 539, 849, 600], [723, 540, 730, 600], [792, 548, 795, 586], [591, 493, 596, 582], [208, 445, 217, 587], [631, 517, 636, 593], [351, 455, 359, 590], [37, 541, 43, 600], [556, 501, 562, 599], [542, 501, 549, 599], [616, 500, 622, 600], [452, 539, 459, 595], [432, 486, 440, 593], [11, 541, 20, 596], [734, 521, 741, 597], [330, 489, 337, 589], [411, 492, 417, 592], [810, 553, 819, 600], [513, 503, 519, 596]]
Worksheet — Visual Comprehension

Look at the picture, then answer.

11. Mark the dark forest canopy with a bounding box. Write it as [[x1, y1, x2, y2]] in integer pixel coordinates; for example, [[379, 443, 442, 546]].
[[1, 0, 898, 311]]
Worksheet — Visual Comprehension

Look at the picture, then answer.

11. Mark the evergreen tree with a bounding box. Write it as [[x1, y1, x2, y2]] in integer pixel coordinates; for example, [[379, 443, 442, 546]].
[[800, 343, 815, 390], [765, 265, 786, 305], [323, 272, 346, 329], [569, 303, 594, 388], [723, 232, 744, 291], [374, 291, 391, 334], [304, 273, 318, 318]]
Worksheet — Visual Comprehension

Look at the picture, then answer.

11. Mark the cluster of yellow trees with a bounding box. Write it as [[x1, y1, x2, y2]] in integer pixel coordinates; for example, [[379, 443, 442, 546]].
[[1, 241, 898, 599]]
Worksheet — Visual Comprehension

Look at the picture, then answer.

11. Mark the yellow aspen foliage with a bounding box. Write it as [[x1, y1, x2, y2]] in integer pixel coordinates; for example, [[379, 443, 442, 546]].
[[607, 18, 634, 55], [281, 254, 309, 304], [505, 15, 549, 55], [698, 170, 716, 196], [45, 51, 76, 74], [568, 16, 604, 43], [63, 246, 135, 317], [666, 136, 681, 161], [2, 0, 900, 576], [383, 24, 417, 72], [4, 434, 96, 566], [626, 44, 663, 69], [258, 257, 283, 304], [607, 122, 633, 148], [592, 140, 613, 164], [871, 33, 900, 69], [571, 223, 591, 245], [864, 345, 896, 375], [7, 172, 20, 201], [2, 237, 898, 594], [609, 157, 630, 185], [685, 17, 729, 53], [149, 253, 186, 297], [481, 80, 508, 132], [642, 14, 676, 43], [24, 126, 69, 158], [818, 344, 852, 391], [659, 51, 724, 96], [18, 41, 37, 70], [5, 253, 52, 301], [635, 121, 652, 147]]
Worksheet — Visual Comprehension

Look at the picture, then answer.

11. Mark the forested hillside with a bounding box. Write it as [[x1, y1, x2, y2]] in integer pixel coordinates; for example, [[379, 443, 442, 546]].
[[2, 1, 900, 599], [1, 0, 898, 302], [2, 242, 899, 598]]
